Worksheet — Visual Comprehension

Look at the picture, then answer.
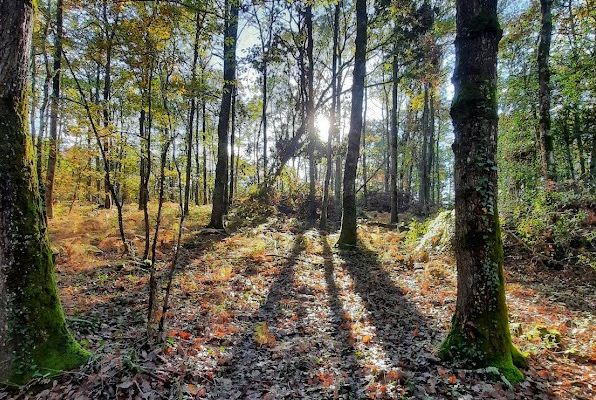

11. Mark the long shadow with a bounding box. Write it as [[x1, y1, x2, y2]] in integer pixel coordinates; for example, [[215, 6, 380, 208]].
[[206, 232, 309, 399], [319, 234, 368, 397], [336, 243, 442, 374]]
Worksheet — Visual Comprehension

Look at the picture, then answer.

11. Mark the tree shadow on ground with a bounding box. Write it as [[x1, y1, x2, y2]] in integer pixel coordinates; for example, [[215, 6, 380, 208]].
[[335, 241, 442, 374], [205, 232, 309, 399], [319, 234, 375, 396]]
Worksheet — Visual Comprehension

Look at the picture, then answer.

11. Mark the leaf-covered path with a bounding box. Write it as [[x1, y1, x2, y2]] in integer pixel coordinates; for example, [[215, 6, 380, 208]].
[[2, 213, 594, 399]]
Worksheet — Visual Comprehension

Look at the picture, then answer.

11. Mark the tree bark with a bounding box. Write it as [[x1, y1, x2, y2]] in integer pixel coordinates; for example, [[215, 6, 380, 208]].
[[439, 0, 525, 383], [337, 0, 367, 247], [390, 39, 399, 225], [36, 13, 51, 188], [208, 0, 238, 229], [138, 109, 146, 209], [185, 10, 202, 215], [147, 134, 171, 340], [45, 0, 63, 219], [102, 1, 115, 210], [320, 1, 341, 230], [334, 72, 342, 214], [538, 0, 556, 183], [262, 64, 268, 180], [142, 65, 154, 260], [362, 85, 368, 209], [305, 4, 317, 220], [229, 87, 236, 205], [0, 0, 88, 383], [202, 99, 208, 204], [419, 83, 430, 212]]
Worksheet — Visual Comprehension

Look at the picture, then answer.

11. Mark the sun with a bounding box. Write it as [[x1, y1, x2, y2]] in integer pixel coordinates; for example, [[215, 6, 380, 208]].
[[315, 115, 330, 142]]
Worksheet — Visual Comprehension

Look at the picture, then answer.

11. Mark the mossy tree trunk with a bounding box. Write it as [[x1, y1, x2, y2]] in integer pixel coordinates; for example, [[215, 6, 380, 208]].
[[439, 0, 526, 383], [337, 0, 367, 247], [0, 0, 89, 384], [208, 0, 238, 229]]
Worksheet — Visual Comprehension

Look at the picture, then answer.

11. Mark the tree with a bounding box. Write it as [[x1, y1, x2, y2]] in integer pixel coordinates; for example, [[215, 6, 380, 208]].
[[184, 9, 205, 215], [45, 0, 63, 218], [305, 3, 317, 220], [439, 0, 526, 383], [0, 0, 88, 384], [337, 0, 367, 247], [389, 26, 399, 225], [208, 0, 239, 229], [320, 1, 341, 230], [538, 0, 555, 183]]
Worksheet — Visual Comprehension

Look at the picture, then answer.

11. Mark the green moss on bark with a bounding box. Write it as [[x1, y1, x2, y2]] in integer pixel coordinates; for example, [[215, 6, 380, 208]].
[[0, 96, 89, 385], [450, 81, 498, 121], [439, 315, 524, 383], [439, 207, 525, 384]]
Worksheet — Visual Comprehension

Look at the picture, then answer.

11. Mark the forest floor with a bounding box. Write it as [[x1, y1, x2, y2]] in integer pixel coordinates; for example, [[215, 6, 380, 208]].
[[2, 203, 595, 399]]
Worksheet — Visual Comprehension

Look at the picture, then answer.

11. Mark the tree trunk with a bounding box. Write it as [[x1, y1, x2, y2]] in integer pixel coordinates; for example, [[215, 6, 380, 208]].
[[419, 83, 430, 213], [147, 135, 171, 340], [362, 85, 368, 209], [590, 131, 596, 182], [337, 0, 367, 247], [229, 87, 236, 205], [185, 10, 202, 215], [390, 40, 399, 225], [574, 111, 586, 178], [0, 1, 88, 383], [538, 0, 556, 183], [142, 66, 154, 260], [320, 1, 341, 230], [102, 7, 114, 210], [439, 0, 525, 383], [334, 91, 342, 213], [306, 4, 317, 220], [561, 114, 575, 180], [45, 0, 63, 219], [36, 16, 51, 187], [194, 100, 201, 205], [208, 0, 238, 229], [202, 100, 208, 204], [262, 63, 268, 180], [139, 109, 146, 209], [427, 88, 435, 206]]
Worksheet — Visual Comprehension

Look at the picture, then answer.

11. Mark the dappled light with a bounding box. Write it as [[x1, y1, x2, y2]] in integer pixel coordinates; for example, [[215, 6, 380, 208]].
[[1, 0, 594, 398]]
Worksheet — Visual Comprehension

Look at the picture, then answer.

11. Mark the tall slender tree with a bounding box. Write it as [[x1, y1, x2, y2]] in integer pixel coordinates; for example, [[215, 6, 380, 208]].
[[337, 0, 367, 247], [45, 0, 63, 218], [538, 0, 555, 183], [439, 0, 526, 383], [320, 1, 341, 230], [0, 0, 88, 383], [208, 0, 239, 229], [185, 9, 203, 215], [390, 37, 399, 225], [305, 3, 317, 220]]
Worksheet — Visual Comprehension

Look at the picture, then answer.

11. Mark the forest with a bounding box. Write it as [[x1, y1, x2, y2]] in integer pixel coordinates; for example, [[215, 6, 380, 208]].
[[0, 0, 594, 398]]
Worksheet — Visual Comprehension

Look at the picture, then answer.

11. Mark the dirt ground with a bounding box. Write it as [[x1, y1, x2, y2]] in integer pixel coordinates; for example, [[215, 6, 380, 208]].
[[1, 205, 594, 399]]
